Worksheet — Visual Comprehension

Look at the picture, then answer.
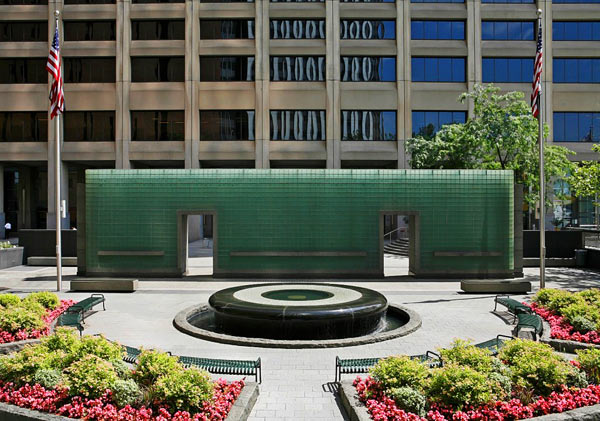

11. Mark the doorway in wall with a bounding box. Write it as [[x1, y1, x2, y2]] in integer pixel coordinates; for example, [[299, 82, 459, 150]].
[[382, 213, 417, 277], [180, 213, 214, 276]]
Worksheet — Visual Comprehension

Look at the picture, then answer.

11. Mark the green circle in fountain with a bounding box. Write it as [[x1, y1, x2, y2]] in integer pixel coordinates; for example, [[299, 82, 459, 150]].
[[261, 289, 335, 301]]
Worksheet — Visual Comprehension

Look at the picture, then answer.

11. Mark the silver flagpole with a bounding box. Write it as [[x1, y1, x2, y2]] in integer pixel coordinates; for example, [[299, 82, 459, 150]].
[[537, 8, 545, 290], [54, 10, 62, 292]]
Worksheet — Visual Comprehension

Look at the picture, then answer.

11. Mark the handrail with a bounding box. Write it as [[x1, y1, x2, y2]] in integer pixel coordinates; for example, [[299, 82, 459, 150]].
[[384, 227, 405, 243]]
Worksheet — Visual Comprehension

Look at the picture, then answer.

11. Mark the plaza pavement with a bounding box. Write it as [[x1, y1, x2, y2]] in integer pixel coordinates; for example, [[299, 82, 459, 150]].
[[1, 255, 599, 421]]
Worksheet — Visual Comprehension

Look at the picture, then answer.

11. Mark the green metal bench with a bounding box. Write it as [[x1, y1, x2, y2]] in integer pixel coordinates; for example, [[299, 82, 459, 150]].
[[177, 355, 262, 383], [122, 345, 142, 364], [335, 351, 441, 382], [474, 334, 513, 355], [516, 313, 544, 340], [494, 295, 531, 322], [69, 294, 106, 321], [57, 308, 84, 336]]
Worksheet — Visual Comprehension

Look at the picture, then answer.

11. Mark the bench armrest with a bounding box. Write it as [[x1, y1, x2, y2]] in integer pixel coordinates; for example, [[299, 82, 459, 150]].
[[91, 293, 105, 300]]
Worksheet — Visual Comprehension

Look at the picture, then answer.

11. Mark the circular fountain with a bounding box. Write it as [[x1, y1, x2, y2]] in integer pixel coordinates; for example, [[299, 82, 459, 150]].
[[174, 283, 421, 348]]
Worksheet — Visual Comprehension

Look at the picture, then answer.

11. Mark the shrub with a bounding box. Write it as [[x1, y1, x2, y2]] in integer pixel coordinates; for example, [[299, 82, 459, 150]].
[[562, 302, 600, 325], [427, 364, 505, 409], [112, 360, 132, 379], [23, 292, 59, 310], [111, 379, 142, 408], [577, 348, 600, 385], [570, 316, 597, 334], [0, 307, 45, 334], [369, 356, 429, 393], [499, 339, 572, 395], [539, 289, 585, 313], [0, 294, 21, 308], [33, 368, 63, 389], [566, 368, 588, 389], [42, 327, 80, 354], [489, 371, 512, 395], [0, 345, 54, 384], [75, 335, 123, 363], [579, 289, 600, 307], [153, 367, 214, 413], [64, 355, 118, 398], [387, 386, 426, 416], [439, 339, 495, 373], [133, 350, 182, 386], [19, 300, 47, 317]]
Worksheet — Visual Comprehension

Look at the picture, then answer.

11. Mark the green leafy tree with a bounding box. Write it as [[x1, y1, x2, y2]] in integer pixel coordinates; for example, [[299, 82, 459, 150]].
[[570, 144, 600, 224], [407, 84, 575, 206]]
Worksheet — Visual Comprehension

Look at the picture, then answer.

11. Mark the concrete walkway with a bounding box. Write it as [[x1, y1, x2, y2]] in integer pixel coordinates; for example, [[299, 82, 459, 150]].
[[0, 261, 599, 420]]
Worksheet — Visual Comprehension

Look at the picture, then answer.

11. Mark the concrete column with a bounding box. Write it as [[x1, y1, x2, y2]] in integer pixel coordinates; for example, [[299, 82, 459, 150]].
[[0, 165, 4, 239], [188, 0, 200, 168], [541, 0, 552, 142], [329, 0, 341, 168], [255, 0, 269, 168], [467, 0, 478, 117], [120, 0, 132, 169], [401, 0, 411, 167]]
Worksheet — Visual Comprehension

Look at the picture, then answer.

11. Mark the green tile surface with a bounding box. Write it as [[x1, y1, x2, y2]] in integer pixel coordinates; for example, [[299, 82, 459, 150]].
[[85, 169, 514, 277]]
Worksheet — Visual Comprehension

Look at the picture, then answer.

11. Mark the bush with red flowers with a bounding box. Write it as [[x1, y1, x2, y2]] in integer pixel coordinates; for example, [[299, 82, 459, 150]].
[[353, 338, 600, 421], [0, 329, 245, 420], [0, 292, 74, 344]]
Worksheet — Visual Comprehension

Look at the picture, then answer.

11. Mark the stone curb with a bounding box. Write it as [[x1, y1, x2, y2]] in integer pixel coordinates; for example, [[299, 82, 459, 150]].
[[0, 382, 259, 421], [339, 381, 600, 421], [540, 322, 600, 353], [0, 319, 60, 355], [173, 303, 422, 349]]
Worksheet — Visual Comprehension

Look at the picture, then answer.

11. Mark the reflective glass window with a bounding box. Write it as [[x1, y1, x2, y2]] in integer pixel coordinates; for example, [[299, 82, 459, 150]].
[[202, 0, 253, 3], [64, 21, 115, 41], [341, 111, 397, 141], [200, 56, 255, 81], [272, 20, 325, 39], [553, 58, 600, 83], [270, 110, 326, 140], [131, 57, 184, 82], [482, 58, 533, 83], [341, 57, 396, 81], [553, 0, 600, 4], [341, 20, 394, 39], [411, 0, 463, 3], [271, 56, 325, 81], [64, 111, 115, 142], [132, 20, 184, 40], [481, 0, 533, 3], [411, 110, 466, 137], [340, 0, 392, 3], [0, 112, 47, 142], [201, 20, 255, 39], [131, 111, 184, 141], [553, 112, 600, 142], [65, 57, 116, 83], [0, 22, 47, 42], [411, 57, 465, 82], [482, 21, 534, 40], [0, 58, 47, 83], [411, 21, 464, 40], [553, 22, 600, 41], [200, 111, 255, 141]]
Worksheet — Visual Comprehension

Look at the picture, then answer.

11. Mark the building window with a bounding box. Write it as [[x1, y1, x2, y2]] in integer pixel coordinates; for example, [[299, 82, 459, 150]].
[[341, 111, 396, 141], [411, 0, 463, 3], [412, 111, 466, 137], [0, 58, 47, 83], [64, 0, 115, 4], [482, 0, 533, 3], [411, 21, 464, 40], [341, 57, 396, 81], [131, 111, 184, 141], [482, 58, 533, 83], [200, 20, 255, 39], [553, 22, 600, 41], [64, 21, 115, 41], [271, 56, 325, 81], [0, 22, 47, 42], [64, 57, 115, 83], [131, 57, 184, 82], [132, 20, 185, 40], [201, 0, 253, 3], [200, 56, 255, 81], [271, 0, 323, 2], [482, 21, 534, 41], [554, 58, 600, 83], [271, 20, 325, 39], [412, 57, 465, 82], [0, 112, 47, 142], [553, 0, 600, 3], [270, 110, 325, 140], [64, 111, 115, 142], [132, 0, 183, 3], [0, 0, 46, 4], [554, 112, 600, 142], [200, 111, 255, 141], [341, 20, 395, 40]]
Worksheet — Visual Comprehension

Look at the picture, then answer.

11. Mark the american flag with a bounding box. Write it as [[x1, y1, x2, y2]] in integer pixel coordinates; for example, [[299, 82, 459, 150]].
[[531, 23, 543, 119], [46, 24, 64, 119]]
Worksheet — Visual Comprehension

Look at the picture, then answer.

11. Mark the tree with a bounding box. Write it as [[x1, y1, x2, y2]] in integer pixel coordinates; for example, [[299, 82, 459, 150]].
[[407, 84, 575, 207], [570, 144, 600, 225]]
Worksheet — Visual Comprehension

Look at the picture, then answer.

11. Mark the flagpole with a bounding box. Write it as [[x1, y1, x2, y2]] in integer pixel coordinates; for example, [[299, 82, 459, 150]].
[[54, 10, 62, 292], [537, 8, 545, 290]]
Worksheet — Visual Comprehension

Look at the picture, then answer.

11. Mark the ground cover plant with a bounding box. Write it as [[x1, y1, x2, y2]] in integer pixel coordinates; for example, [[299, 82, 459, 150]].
[[529, 288, 600, 344], [0, 328, 244, 420], [354, 339, 600, 420], [0, 292, 74, 344]]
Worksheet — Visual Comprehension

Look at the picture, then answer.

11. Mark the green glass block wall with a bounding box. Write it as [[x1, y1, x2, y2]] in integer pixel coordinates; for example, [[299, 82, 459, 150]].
[[84, 169, 514, 278]]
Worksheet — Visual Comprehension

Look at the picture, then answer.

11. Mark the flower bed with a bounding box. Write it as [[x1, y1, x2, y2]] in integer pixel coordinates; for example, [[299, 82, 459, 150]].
[[0, 292, 74, 344], [0, 329, 246, 420], [352, 339, 600, 421]]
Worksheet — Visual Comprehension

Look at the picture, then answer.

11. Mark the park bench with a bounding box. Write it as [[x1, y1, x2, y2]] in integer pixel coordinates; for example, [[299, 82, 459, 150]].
[[122, 345, 142, 364], [494, 295, 531, 322], [177, 355, 262, 383], [334, 351, 441, 382], [473, 334, 513, 355], [69, 294, 106, 321], [57, 308, 84, 336], [516, 313, 544, 340]]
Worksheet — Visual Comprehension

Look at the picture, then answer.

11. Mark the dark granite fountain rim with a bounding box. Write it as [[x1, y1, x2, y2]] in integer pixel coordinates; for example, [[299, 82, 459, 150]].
[[173, 303, 422, 349]]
